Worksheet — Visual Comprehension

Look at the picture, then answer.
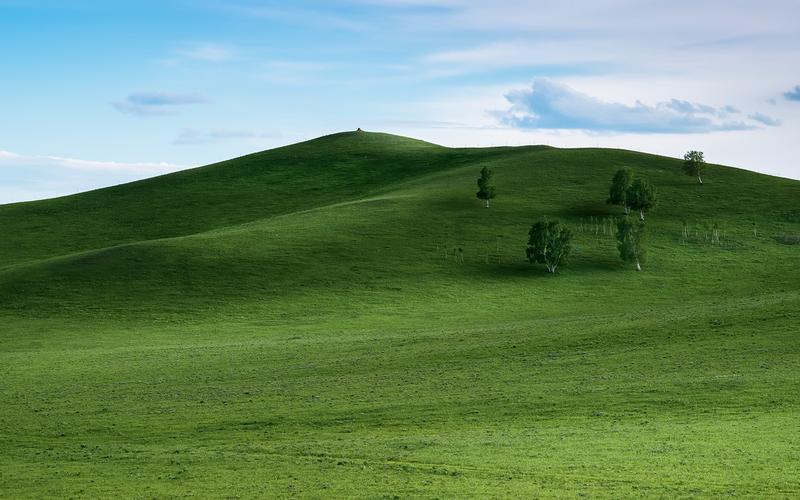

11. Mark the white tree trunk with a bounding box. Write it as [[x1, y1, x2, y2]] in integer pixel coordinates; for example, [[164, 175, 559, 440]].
[[698, 175, 703, 184], [636, 259, 642, 271], [485, 199, 490, 208], [639, 209, 645, 221]]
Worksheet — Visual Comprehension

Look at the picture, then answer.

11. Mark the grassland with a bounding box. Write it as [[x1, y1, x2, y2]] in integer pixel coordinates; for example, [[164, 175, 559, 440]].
[[1, 131, 798, 497]]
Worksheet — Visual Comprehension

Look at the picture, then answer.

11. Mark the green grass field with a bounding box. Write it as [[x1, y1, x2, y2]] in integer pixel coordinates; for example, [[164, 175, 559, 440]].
[[1, 131, 798, 497]]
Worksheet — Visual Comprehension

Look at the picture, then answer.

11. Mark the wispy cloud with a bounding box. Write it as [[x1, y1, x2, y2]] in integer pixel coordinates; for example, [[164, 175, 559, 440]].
[[748, 113, 781, 126], [175, 42, 237, 62], [223, 3, 369, 31], [785, 85, 800, 101], [420, 41, 612, 77], [0, 149, 190, 174], [494, 79, 763, 134], [112, 91, 209, 116], [174, 128, 280, 145]]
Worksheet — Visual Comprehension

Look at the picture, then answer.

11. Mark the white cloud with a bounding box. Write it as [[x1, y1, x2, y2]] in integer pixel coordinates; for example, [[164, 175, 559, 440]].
[[0, 150, 191, 174], [0, 150, 21, 159], [495, 79, 761, 134]]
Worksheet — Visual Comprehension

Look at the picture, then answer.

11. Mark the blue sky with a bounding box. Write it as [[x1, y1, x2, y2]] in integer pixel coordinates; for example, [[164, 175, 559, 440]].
[[1, 0, 799, 202]]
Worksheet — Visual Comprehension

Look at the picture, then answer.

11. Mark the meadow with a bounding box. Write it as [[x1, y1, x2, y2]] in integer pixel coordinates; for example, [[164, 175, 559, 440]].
[[1, 131, 798, 497]]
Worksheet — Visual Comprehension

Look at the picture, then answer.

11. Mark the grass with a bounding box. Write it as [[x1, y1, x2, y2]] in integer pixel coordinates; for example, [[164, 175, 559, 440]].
[[1, 131, 799, 497]]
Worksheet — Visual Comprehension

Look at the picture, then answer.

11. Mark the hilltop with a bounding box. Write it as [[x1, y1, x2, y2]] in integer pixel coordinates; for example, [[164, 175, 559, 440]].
[[1, 131, 798, 497]]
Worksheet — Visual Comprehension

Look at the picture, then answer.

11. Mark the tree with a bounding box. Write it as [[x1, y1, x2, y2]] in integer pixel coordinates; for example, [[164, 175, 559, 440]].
[[683, 150, 706, 184], [606, 168, 633, 214], [476, 166, 496, 208], [526, 220, 573, 273], [616, 217, 647, 271], [626, 178, 657, 221]]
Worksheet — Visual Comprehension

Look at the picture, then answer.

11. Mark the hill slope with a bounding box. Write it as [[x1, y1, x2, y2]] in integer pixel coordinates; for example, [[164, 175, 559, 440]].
[[1, 132, 799, 497]]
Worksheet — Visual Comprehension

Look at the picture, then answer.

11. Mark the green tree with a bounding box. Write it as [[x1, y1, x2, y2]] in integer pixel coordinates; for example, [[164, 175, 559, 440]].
[[476, 166, 496, 208], [606, 167, 633, 214], [683, 150, 707, 184], [616, 217, 647, 271], [526, 220, 573, 274], [626, 178, 657, 221]]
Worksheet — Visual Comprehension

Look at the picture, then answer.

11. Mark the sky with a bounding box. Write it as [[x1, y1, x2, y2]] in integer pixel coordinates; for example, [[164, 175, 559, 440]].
[[1, 0, 799, 203]]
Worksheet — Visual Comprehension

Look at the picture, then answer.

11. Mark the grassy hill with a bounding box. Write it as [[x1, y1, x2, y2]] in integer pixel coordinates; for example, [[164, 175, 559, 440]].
[[1, 131, 798, 497]]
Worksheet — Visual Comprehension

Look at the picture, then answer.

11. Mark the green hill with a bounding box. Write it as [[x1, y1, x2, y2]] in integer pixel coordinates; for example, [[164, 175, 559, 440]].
[[1, 131, 799, 497]]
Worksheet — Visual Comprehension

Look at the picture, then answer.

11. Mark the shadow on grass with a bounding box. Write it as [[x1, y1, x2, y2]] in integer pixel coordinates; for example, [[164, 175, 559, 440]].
[[463, 253, 623, 280], [558, 202, 615, 219]]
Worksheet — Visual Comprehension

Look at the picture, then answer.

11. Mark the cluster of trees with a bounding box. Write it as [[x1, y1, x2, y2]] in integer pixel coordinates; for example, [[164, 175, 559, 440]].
[[523, 213, 647, 274], [606, 167, 657, 220], [526, 221, 572, 274], [475, 150, 706, 274]]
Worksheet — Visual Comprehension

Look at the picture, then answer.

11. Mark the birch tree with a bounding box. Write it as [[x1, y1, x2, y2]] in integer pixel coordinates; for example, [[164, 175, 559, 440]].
[[526, 220, 573, 273], [626, 178, 658, 221], [616, 217, 647, 271], [683, 150, 707, 184]]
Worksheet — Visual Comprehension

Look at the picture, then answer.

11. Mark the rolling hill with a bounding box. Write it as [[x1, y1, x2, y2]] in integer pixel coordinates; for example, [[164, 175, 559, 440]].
[[1, 131, 799, 497]]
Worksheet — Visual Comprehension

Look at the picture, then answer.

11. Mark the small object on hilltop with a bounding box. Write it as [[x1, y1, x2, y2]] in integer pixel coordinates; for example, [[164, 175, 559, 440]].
[[356, 127, 364, 133], [476, 166, 496, 208]]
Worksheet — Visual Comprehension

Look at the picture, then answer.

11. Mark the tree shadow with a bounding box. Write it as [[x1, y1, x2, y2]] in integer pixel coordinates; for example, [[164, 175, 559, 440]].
[[558, 202, 616, 219], [464, 253, 624, 280]]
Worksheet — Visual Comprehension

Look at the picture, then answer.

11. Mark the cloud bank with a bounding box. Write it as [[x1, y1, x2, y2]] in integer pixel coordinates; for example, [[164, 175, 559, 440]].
[[496, 79, 778, 134], [785, 85, 800, 101]]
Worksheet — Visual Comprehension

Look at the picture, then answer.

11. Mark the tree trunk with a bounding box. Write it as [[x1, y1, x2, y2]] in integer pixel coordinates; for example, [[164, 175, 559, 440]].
[[636, 259, 642, 271], [639, 209, 645, 221], [485, 199, 490, 208], [698, 175, 703, 184], [624, 206, 630, 215]]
